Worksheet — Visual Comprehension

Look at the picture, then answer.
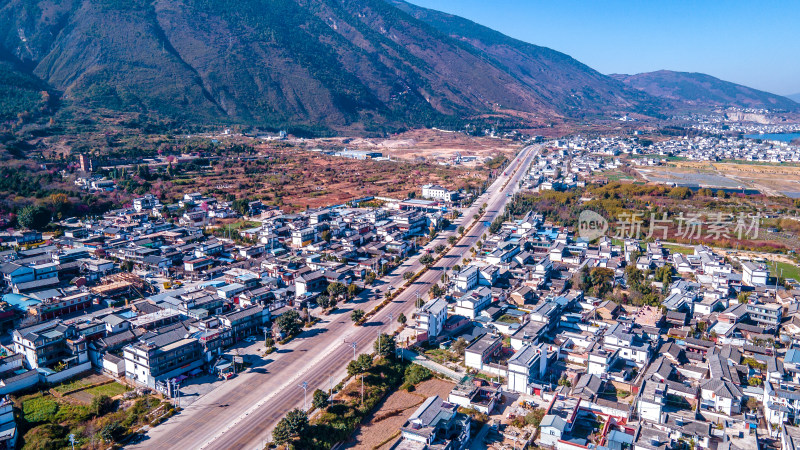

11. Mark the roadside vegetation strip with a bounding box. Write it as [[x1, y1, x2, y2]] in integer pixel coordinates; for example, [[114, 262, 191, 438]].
[[270, 354, 433, 449]]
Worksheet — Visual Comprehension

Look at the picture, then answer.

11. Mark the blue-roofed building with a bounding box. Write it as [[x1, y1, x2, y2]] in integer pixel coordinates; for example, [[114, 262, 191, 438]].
[[2, 294, 41, 311]]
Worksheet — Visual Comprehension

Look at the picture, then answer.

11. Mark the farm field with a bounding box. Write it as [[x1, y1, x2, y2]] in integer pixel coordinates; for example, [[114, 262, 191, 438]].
[[300, 128, 521, 165], [164, 145, 491, 212], [13, 373, 169, 449], [642, 161, 800, 197]]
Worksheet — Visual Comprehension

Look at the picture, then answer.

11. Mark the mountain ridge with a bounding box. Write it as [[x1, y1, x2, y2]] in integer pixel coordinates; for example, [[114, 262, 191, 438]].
[[610, 70, 799, 111], [0, 0, 793, 134], [0, 0, 660, 132]]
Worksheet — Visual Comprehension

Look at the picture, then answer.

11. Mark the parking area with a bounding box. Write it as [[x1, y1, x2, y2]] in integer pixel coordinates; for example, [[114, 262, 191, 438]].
[[173, 337, 269, 406]]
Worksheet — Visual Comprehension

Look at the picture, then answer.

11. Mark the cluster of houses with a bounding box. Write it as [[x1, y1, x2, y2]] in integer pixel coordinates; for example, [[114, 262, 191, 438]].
[[0, 187, 459, 398], [391, 208, 800, 449], [553, 134, 800, 163]]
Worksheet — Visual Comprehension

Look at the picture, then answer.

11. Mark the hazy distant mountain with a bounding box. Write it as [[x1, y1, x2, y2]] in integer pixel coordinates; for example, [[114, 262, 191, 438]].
[[787, 93, 800, 103], [0, 0, 661, 133], [611, 70, 799, 111]]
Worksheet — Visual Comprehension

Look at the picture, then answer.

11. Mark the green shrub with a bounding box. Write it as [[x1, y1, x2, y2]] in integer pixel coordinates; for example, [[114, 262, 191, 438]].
[[400, 364, 432, 390], [20, 424, 67, 450], [22, 396, 59, 424]]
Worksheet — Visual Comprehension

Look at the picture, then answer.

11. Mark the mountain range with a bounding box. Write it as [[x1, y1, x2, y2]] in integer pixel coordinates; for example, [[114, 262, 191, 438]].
[[610, 70, 798, 111], [0, 0, 795, 133]]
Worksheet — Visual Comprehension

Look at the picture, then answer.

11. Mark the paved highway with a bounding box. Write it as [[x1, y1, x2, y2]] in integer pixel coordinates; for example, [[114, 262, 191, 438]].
[[133, 144, 540, 450]]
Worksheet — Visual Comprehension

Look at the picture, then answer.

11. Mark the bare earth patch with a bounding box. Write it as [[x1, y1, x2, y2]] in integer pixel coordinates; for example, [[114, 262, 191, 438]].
[[344, 378, 455, 450]]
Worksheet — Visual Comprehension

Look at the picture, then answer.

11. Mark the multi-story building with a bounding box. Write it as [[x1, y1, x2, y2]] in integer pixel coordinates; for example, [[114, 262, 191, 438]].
[[507, 343, 548, 394], [133, 194, 160, 213], [12, 320, 89, 370], [421, 184, 458, 202], [123, 337, 203, 389], [398, 395, 470, 449], [746, 302, 782, 328], [453, 287, 492, 319], [412, 297, 447, 340], [742, 261, 769, 286]]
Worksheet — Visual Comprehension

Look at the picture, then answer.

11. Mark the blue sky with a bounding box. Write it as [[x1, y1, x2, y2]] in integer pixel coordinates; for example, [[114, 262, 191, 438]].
[[406, 0, 800, 95]]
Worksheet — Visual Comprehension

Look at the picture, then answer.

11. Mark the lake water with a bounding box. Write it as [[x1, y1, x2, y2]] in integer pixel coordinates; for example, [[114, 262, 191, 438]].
[[743, 132, 800, 142]]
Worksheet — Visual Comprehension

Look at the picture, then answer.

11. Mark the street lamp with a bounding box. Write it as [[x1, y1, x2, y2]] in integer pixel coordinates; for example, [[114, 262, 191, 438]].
[[348, 341, 357, 360], [299, 381, 308, 410], [171, 380, 181, 408]]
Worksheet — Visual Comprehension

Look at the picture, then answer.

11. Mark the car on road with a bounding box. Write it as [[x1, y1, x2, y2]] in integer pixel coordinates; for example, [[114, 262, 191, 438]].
[[244, 336, 257, 343]]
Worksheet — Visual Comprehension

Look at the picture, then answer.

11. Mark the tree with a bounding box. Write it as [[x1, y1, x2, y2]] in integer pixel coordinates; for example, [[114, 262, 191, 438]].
[[101, 423, 124, 443], [272, 419, 291, 445], [589, 267, 615, 297], [347, 283, 359, 299], [231, 198, 249, 216], [317, 294, 331, 309], [420, 254, 434, 266], [365, 272, 377, 285], [265, 337, 275, 349], [655, 264, 674, 292], [525, 409, 547, 427], [18, 204, 51, 231], [434, 244, 446, 254], [403, 271, 414, 280], [458, 226, 465, 235], [429, 283, 443, 298], [320, 230, 332, 242], [312, 389, 329, 409], [120, 260, 134, 272], [276, 310, 302, 337], [91, 394, 113, 416], [350, 309, 365, 323], [48, 193, 71, 216], [374, 333, 396, 357], [397, 313, 407, 325], [327, 282, 346, 299], [448, 235, 457, 245], [451, 337, 468, 356], [347, 353, 373, 377], [284, 409, 309, 436]]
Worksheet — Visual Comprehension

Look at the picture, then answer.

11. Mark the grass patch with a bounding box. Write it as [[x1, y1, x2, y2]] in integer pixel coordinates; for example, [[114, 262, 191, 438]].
[[22, 395, 59, 424], [15, 390, 170, 449], [769, 260, 800, 281], [663, 243, 694, 255], [84, 382, 130, 398], [423, 348, 459, 365], [52, 378, 93, 394], [496, 314, 521, 324]]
